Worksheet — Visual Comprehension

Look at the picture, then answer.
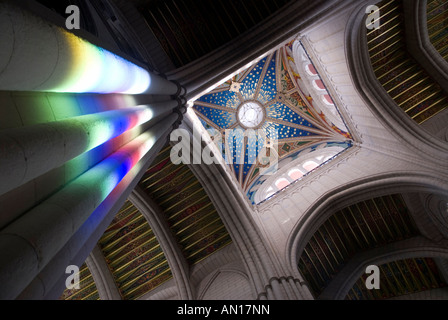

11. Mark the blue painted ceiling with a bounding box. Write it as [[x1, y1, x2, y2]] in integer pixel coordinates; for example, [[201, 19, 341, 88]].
[[192, 40, 353, 202]]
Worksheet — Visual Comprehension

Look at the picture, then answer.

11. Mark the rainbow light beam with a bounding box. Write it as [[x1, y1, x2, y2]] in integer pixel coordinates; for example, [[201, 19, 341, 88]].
[[52, 30, 151, 94]]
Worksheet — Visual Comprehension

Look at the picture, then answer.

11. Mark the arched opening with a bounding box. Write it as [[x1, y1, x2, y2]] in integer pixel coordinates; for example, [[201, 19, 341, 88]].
[[288, 168, 304, 180], [275, 178, 290, 190], [364, 0, 448, 124], [305, 63, 318, 76], [287, 171, 448, 300], [346, 257, 448, 300], [322, 94, 334, 106], [296, 193, 421, 299], [312, 79, 326, 91]]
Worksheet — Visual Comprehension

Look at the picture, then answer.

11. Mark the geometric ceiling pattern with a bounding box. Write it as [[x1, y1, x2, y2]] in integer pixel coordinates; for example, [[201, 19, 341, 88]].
[[367, 0, 448, 124], [193, 40, 353, 203], [139, 145, 233, 266], [298, 194, 421, 298], [97, 200, 173, 300], [346, 257, 448, 300]]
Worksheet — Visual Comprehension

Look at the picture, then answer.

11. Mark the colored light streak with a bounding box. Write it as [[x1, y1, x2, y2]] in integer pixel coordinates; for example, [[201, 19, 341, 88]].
[[52, 30, 151, 94], [84, 106, 153, 151], [80, 132, 156, 201]]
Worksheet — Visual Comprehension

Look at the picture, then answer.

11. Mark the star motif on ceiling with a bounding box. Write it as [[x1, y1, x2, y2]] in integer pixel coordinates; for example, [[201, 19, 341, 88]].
[[229, 81, 242, 93], [191, 42, 353, 204]]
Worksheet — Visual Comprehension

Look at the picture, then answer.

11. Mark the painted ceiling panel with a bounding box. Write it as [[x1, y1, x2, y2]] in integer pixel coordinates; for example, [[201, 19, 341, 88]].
[[197, 90, 240, 109], [240, 57, 267, 100], [265, 102, 317, 128], [257, 53, 278, 104], [346, 258, 448, 300], [367, 0, 448, 124], [192, 40, 353, 203], [427, 0, 448, 62], [140, 145, 232, 266], [194, 105, 237, 129], [98, 199, 173, 300], [298, 194, 420, 298]]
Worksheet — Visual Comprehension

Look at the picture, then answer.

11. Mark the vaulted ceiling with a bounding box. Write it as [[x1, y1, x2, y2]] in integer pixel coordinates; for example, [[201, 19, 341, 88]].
[[137, 0, 291, 68], [298, 193, 448, 299], [61, 144, 232, 300], [367, 0, 448, 124], [192, 40, 353, 203]]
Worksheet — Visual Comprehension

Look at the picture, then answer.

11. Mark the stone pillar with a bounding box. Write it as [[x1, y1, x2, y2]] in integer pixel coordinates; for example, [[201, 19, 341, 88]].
[[0, 0, 188, 300], [0, 100, 180, 196], [0, 113, 180, 300], [0, 1, 179, 95]]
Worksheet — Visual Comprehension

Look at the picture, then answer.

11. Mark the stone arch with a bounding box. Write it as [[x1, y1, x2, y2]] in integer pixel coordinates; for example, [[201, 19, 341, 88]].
[[318, 237, 448, 299], [286, 171, 448, 284], [344, 0, 448, 163], [196, 267, 254, 300]]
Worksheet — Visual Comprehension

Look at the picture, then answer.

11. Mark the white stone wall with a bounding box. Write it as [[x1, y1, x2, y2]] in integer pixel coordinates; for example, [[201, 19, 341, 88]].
[[191, 244, 255, 300], [255, 1, 448, 279]]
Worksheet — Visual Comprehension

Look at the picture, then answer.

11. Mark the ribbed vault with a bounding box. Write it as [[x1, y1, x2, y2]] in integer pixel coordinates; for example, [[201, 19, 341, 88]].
[[139, 144, 233, 266], [191, 39, 354, 204], [366, 0, 448, 124], [346, 257, 447, 300], [298, 194, 422, 298]]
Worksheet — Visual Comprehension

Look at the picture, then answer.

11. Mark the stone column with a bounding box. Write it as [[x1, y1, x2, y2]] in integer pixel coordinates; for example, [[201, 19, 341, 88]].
[[0, 1, 179, 95], [0, 1, 188, 300], [0, 100, 180, 196], [0, 112, 181, 300]]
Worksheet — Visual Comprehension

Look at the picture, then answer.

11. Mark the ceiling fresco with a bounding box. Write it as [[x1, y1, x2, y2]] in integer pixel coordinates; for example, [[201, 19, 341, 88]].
[[192, 40, 353, 203]]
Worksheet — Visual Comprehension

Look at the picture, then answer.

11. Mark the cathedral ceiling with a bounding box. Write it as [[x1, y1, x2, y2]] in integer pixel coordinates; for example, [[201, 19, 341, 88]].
[[192, 40, 353, 203], [298, 194, 448, 300], [138, 145, 233, 266], [137, 0, 291, 68]]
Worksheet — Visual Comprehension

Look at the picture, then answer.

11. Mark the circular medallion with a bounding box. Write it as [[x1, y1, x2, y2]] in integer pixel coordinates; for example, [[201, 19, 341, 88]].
[[237, 101, 265, 129]]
